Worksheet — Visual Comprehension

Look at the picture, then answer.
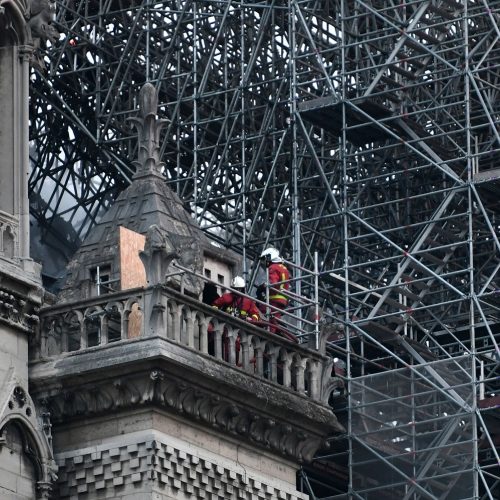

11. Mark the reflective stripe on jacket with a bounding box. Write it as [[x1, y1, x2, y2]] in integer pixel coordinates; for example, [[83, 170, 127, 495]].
[[268, 263, 290, 304]]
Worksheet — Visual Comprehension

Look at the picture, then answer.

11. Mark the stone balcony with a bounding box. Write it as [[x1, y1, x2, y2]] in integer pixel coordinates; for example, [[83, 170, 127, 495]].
[[29, 283, 345, 466]]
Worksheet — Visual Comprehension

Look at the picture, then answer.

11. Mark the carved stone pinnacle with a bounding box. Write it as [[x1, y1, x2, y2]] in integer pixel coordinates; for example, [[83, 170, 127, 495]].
[[128, 83, 169, 179]]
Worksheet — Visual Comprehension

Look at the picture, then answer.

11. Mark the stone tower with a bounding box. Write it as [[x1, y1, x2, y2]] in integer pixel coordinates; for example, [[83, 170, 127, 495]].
[[28, 83, 344, 498], [0, 0, 57, 497]]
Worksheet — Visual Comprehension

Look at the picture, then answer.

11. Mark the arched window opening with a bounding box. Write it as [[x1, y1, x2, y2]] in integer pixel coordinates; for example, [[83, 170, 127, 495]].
[[0, 422, 37, 499]]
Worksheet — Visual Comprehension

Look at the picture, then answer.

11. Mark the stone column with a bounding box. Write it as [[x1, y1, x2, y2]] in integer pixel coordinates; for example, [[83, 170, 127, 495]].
[[0, 26, 32, 264], [0, 0, 55, 274], [19, 44, 32, 262], [0, 44, 22, 260], [0, 2, 56, 497]]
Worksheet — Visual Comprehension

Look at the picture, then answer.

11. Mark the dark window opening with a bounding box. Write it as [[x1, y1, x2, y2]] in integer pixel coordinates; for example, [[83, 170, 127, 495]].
[[90, 265, 114, 295]]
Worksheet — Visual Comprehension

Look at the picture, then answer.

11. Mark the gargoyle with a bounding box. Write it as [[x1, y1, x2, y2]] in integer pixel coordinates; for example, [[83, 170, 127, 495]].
[[28, 0, 58, 70]]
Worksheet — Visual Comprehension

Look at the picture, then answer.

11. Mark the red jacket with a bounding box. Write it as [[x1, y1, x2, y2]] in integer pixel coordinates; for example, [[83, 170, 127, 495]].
[[212, 293, 260, 321], [268, 262, 290, 306]]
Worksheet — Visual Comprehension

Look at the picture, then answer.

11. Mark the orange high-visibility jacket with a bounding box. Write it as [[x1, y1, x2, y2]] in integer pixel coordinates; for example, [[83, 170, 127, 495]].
[[268, 262, 290, 306], [212, 293, 261, 321]]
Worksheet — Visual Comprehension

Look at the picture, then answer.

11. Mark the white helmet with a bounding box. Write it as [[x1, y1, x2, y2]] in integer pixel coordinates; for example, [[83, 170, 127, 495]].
[[231, 276, 245, 289], [260, 247, 282, 263]]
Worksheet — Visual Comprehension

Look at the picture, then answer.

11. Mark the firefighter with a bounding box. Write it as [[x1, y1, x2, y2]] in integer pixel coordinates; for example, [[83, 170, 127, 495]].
[[212, 276, 260, 322], [259, 247, 290, 329], [212, 276, 260, 364]]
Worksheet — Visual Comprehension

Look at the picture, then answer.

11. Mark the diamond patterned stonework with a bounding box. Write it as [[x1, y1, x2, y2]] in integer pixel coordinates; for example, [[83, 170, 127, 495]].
[[55, 430, 308, 500]]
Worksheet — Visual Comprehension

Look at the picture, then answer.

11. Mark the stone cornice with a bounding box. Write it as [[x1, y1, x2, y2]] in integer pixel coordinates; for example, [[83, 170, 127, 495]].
[[30, 335, 337, 421], [30, 337, 343, 463], [35, 366, 334, 464]]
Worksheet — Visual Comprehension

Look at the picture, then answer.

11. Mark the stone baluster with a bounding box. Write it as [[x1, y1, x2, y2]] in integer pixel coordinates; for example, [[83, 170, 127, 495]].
[[83, 317, 93, 347], [192, 312, 202, 350], [105, 300, 125, 341], [120, 303, 128, 340], [226, 327, 237, 365], [254, 340, 264, 376], [100, 313, 108, 346], [281, 352, 292, 389], [295, 358, 306, 395], [213, 322, 224, 360], [185, 308, 195, 348], [80, 317, 88, 349], [179, 307, 187, 345], [172, 302, 182, 342], [199, 316, 211, 354], [166, 302, 173, 339], [123, 308, 130, 339], [240, 333, 251, 371], [269, 346, 279, 383], [308, 360, 321, 400], [142, 287, 154, 336], [60, 321, 68, 353], [137, 294, 145, 339]]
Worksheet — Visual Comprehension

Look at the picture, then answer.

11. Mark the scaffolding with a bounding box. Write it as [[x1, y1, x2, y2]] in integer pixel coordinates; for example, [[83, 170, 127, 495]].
[[29, 0, 500, 498]]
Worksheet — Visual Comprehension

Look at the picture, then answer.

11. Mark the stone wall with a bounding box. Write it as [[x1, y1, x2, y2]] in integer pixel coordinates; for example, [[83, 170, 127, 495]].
[[0, 324, 30, 388], [53, 409, 308, 500]]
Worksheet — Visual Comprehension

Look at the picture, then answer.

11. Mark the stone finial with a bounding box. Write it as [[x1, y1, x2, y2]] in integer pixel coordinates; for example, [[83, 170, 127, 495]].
[[128, 83, 169, 178]]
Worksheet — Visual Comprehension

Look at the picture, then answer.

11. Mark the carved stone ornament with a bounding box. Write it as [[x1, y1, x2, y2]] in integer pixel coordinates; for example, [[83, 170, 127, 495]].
[[319, 355, 346, 404], [139, 224, 203, 295], [0, 375, 57, 495], [128, 83, 169, 178], [0, 287, 40, 333], [0, 0, 30, 46], [40, 370, 329, 463], [27, 0, 58, 69], [139, 224, 179, 286]]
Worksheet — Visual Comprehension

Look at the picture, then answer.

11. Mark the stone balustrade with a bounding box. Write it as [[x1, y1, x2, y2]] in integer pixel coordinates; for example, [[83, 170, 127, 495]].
[[34, 285, 335, 404]]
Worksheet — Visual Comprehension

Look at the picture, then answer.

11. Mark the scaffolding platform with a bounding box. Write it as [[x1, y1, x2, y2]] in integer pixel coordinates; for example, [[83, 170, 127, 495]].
[[298, 97, 396, 146], [299, 96, 456, 162]]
